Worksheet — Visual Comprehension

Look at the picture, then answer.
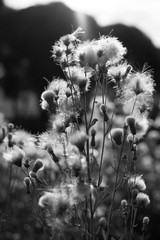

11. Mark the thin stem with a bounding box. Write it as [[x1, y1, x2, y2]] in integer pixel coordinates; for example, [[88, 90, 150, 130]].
[[107, 129, 126, 239], [98, 116, 106, 187], [131, 97, 137, 115], [88, 79, 98, 129]]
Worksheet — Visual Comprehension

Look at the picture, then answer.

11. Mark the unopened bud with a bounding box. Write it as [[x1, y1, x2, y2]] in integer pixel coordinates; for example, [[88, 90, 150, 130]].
[[91, 128, 96, 147], [8, 133, 13, 147], [142, 216, 150, 232], [23, 158, 30, 168], [126, 116, 136, 135], [23, 177, 31, 194], [100, 104, 109, 122], [32, 159, 44, 173], [143, 216, 150, 225], [8, 123, 14, 132], [121, 199, 128, 209], [110, 128, 123, 145], [98, 217, 107, 230], [29, 171, 42, 184]]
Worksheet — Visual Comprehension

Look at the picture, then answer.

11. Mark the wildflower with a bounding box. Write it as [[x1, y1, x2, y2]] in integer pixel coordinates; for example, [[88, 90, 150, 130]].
[[74, 40, 99, 70], [119, 69, 155, 111], [135, 115, 149, 139], [3, 145, 25, 167], [52, 27, 84, 65], [108, 62, 132, 83], [136, 192, 150, 206], [10, 129, 36, 148], [128, 175, 146, 191], [110, 128, 123, 145], [65, 66, 91, 92], [97, 36, 127, 67]]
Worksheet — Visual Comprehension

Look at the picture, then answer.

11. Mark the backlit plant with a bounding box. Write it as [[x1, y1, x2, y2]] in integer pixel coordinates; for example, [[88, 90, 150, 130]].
[[0, 27, 155, 240]]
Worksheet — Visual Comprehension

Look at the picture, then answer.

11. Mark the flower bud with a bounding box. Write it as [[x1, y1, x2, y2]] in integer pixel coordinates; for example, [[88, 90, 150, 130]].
[[98, 217, 107, 230], [29, 171, 42, 184], [47, 145, 59, 163], [23, 158, 30, 168], [8, 133, 13, 147], [143, 216, 150, 225], [32, 159, 44, 173], [100, 104, 109, 122], [121, 199, 128, 209], [126, 116, 136, 135], [23, 177, 31, 194], [110, 128, 123, 145], [91, 128, 96, 147], [142, 216, 150, 232], [8, 123, 14, 132]]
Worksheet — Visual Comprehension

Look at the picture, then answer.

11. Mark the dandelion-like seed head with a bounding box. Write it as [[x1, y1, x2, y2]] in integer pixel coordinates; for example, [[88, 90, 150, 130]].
[[136, 192, 150, 207], [120, 69, 155, 112], [74, 40, 99, 70], [11, 130, 36, 148], [65, 66, 92, 92], [128, 174, 146, 191], [97, 36, 127, 67], [108, 62, 131, 83], [3, 145, 25, 167]]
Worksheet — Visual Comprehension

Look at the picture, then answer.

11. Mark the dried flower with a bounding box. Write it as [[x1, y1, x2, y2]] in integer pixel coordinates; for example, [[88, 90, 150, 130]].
[[128, 175, 146, 191], [136, 192, 150, 206], [3, 145, 25, 167], [97, 36, 127, 67]]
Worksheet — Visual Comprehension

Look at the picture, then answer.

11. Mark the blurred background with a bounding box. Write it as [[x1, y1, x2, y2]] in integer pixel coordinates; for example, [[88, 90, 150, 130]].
[[0, 0, 160, 239]]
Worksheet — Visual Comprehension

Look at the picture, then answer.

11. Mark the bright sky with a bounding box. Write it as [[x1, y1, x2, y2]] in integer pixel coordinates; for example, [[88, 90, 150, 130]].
[[4, 0, 160, 48]]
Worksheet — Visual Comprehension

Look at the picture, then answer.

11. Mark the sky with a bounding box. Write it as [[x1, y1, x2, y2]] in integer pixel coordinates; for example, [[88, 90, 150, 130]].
[[4, 0, 160, 48]]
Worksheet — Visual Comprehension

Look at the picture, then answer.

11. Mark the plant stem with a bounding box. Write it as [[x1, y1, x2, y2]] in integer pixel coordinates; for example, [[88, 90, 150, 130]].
[[107, 129, 126, 239]]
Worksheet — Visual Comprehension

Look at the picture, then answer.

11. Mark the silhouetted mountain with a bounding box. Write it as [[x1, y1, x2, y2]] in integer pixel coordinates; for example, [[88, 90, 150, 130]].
[[0, 1, 160, 132]]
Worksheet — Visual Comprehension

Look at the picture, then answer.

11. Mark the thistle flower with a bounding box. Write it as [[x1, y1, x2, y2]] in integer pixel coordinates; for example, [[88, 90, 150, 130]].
[[52, 27, 84, 65], [11, 129, 36, 148], [119, 69, 155, 111], [128, 175, 146, 191], [74, 40, 99, 70], [108, 63, 132, 83], [110, 128, 123, 145], [97, 36, 127, 67], [65, 66, 91, 92], [136, 192, 150, 206], [3, 145, 25, 167]]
